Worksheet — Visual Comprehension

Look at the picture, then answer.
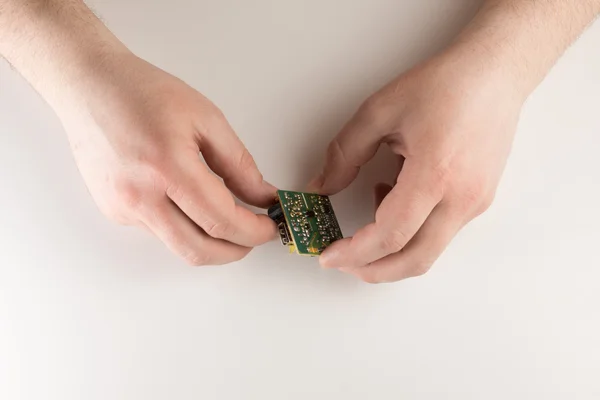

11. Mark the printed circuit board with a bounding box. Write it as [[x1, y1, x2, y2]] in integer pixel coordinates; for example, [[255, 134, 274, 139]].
[[268, 190, 343, 256]]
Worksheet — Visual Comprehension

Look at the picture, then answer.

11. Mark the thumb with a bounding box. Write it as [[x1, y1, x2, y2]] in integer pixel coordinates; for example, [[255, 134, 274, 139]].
[[308, 100, 393, 195], [200, 117, 276, 208]]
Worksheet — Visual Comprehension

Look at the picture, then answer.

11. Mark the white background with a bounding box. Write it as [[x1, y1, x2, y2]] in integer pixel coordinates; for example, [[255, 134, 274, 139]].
[[1, 1, 599, 399]]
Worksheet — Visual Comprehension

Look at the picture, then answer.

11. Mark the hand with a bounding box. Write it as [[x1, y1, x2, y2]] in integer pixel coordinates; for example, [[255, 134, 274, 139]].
[[309, 48, 525, 283], [56, 53, 276, 265]]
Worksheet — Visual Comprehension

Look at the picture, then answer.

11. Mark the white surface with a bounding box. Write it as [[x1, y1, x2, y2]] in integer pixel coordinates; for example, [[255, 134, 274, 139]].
[[1, 1, 599, 399]]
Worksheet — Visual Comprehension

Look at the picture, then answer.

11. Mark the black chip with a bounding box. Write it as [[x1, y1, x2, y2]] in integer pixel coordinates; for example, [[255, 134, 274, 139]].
[[268, 202, 284, 222]]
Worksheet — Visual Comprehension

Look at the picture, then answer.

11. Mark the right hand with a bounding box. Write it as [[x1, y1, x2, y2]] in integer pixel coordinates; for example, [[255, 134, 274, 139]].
[[56, 52, 277, 265], [308, 47, 523, 283]]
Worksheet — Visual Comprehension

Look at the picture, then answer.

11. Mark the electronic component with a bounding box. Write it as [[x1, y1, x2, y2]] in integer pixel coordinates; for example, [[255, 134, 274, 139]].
[[268, 190, 343, 256]]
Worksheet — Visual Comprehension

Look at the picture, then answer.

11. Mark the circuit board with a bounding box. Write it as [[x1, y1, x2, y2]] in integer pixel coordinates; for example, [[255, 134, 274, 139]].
[[268, 190, 343, 256]]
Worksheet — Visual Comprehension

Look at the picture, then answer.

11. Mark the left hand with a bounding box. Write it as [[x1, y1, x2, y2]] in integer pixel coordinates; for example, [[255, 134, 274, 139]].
[[309, 48, 525, 283]]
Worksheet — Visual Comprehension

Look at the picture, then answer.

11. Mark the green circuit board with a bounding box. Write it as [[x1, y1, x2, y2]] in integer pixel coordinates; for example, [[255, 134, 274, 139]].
[[268, 190, 343, 256]]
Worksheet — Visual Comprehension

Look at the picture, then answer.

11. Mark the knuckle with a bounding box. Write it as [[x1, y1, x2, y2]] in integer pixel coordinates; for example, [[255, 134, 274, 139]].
[[362, 277, 382, 285], [357, 95, 391, 125], [146, 160, 170, 183], [123, 143, 172, 183], [201, 106, 228, 134], [359, 95, 384, 115], [326, 139, 340, 160], [203, 220, 234, 240], [477, 192, 496, 214], [410, 261, 433, 278], [165, 182, 185, 204], [101, 207, 129, 225], [184, 251, 211, 267], [138, 159, 171, 195], [113, 177, 144, 211], [359, 270, 383, 284], [430, 159, 453, 186], [231, 248, 252, 263], [136, 145, 168, 172], [231, 149, 263, 184], [210, 105, 227, 122], [458, 180, 495, 216], [152, 209, 189, 249], [381, 229, 409, 253], [463, 182, 487, 205], [325, 138, 347, 168], [238, 148, 257, 172], [446, 175, 489, 210]]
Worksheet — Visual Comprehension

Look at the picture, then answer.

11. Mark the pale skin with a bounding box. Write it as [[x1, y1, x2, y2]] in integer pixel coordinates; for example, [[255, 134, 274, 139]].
[[1, 1, 598, 282]]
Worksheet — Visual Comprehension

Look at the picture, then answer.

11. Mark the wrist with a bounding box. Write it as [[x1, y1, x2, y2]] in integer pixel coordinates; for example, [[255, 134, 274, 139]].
[[445, 25, 542, 101], [437, 40, 532, 106], [419, 40, 530, 113], [0, 1, 131, 109], [443, 0, 600, 101]]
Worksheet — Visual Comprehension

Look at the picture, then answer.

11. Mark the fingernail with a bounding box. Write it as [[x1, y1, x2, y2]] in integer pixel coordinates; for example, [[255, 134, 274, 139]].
[[307, 173, 325, 193]]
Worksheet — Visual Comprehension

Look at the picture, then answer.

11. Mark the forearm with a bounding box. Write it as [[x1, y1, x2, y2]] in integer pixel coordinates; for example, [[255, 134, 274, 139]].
[[0, 0, 129, 108], [447, 0, 600, 97]]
